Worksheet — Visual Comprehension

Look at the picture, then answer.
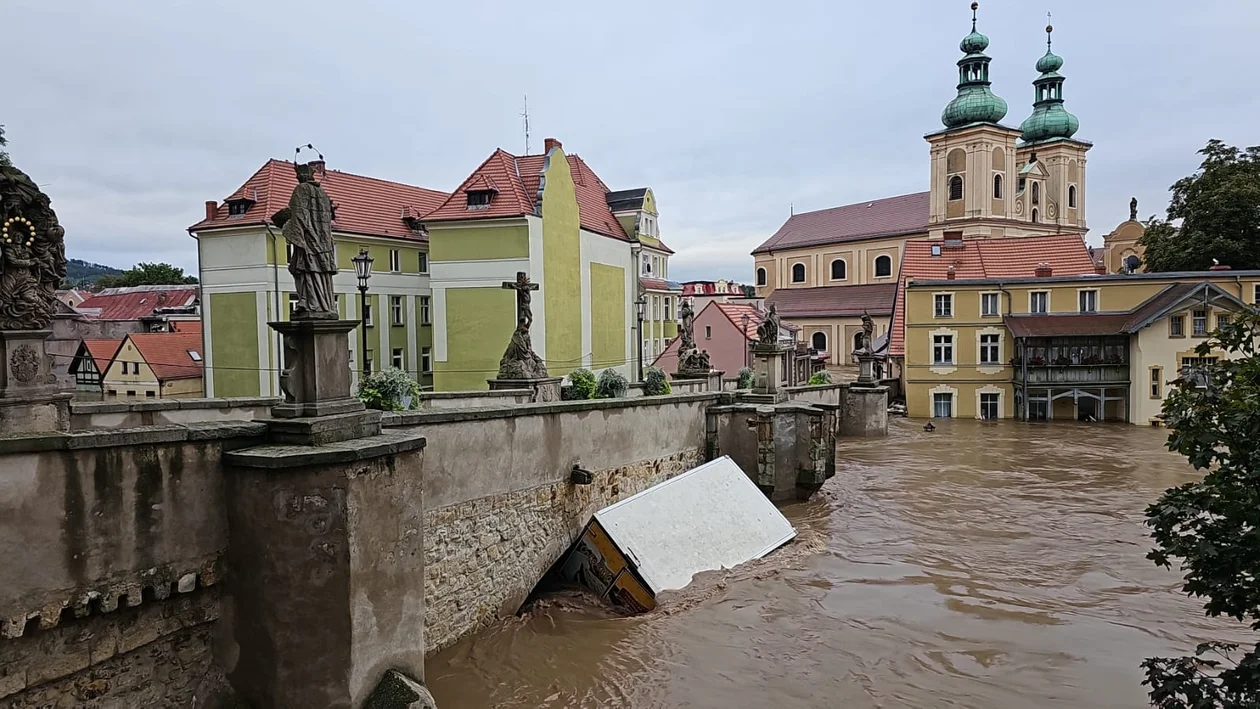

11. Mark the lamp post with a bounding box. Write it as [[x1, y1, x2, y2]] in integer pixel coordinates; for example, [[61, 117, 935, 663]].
[[352, 247, 373, 379], [634, 295, 647, 382]]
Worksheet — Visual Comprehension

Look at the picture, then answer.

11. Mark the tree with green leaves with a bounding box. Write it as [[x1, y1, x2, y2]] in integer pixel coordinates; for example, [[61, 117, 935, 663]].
[[95, 262, 197, 288], [1139, 140, 1260, 272], [1143, 308, 1260, 707]]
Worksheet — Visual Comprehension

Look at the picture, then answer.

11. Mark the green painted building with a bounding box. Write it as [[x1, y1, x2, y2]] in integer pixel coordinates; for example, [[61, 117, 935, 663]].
[[424, 138, 679, 391], [192, 140, 678, 396], [189, 159, 446, 397]]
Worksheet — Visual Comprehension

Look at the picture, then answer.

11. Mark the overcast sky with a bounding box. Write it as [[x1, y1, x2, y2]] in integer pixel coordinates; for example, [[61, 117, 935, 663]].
[[5, 0, 1256, 282]]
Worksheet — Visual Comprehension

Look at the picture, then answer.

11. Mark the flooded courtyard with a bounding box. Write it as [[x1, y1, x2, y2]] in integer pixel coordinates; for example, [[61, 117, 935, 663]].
[[426, 419, 1245, 708]]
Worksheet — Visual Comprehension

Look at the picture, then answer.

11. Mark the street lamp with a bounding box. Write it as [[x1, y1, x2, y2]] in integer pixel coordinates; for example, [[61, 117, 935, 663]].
[[634, 295, 647, 382], [352, 247, 373, 378]]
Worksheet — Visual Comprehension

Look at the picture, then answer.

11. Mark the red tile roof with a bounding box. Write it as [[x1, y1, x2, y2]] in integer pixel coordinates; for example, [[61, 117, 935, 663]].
[[78, 287, 199, 321], [127, 332, 204, 381], [681, 281, 746, 296], [189, 159, 449, 241], [170, 320, 202, 334], [425, 148, 633, 242], [889, 234, 1096, 356], [768, 283, 897, 318], [639, 277, 681, 292], [753, 192, 930, 254], [82, 339, 122, 372]]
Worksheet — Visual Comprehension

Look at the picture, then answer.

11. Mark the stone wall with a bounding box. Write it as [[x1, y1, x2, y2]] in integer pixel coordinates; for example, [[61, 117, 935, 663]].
[[416, 389, 531, 410], [69, 398, 278, 431], [0, 421, 260, 706], [384, 393, 719, 652]]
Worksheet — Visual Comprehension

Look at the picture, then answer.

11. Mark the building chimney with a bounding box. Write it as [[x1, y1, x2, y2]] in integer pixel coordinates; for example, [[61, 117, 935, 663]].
[[946, 265, 956, 280], [308, 160, 326, 179], [1094, 263, 1107, 275], [544, 137, 562, 153], [205, 200, 218, 221], [1209, 263, 1232, 271], [1034, 262, 1053, 278]]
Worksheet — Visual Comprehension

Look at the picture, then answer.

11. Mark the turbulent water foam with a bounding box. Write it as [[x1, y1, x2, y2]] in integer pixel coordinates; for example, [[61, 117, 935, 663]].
[[426, 419, 1248, 708]]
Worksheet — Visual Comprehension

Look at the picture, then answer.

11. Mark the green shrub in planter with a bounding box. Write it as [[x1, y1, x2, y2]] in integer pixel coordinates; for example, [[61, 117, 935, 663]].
[[737, 367, 755, 389], [356, 367, 421, 411], [595, 368, 629, 398], [807, 370, 833, 386], [643, 366, 671, 396], [566, 368, 596, 400]]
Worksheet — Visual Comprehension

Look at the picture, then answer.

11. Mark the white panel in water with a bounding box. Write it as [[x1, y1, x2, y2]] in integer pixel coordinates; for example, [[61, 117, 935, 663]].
[[593, 455, 797, 594]]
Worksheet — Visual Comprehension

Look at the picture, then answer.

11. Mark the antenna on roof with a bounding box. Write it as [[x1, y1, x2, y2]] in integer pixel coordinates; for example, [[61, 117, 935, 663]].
[[790, 202, 794, 216], [521, 95, 531, 154]]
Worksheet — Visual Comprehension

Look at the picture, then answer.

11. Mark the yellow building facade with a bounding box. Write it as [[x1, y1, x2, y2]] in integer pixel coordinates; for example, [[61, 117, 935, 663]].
[[903, 271, 1259, 424]]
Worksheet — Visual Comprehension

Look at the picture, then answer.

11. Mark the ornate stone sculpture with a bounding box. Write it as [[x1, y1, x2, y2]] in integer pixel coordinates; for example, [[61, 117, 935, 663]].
[[757, 303, 781, 346], [0, 165, 66, 330], [855, 310, 875, 354], [272, 162, 337, 319], [498, 272, 548, 379], [1130, 197, 1138, 221], [678, 298, 696, 352]]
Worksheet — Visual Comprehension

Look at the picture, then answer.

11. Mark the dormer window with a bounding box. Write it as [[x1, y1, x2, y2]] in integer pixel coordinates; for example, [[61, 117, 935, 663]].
[[227, 198, 253, 216], [467, 190, 495, 210]]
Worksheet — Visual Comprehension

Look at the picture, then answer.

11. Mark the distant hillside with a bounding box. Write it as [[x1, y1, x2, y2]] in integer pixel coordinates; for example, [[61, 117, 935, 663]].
[[63, 259, 123, 289]]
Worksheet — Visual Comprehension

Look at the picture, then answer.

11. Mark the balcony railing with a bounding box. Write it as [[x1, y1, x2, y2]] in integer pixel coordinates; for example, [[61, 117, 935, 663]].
[[1014, 364, 1130, 385]]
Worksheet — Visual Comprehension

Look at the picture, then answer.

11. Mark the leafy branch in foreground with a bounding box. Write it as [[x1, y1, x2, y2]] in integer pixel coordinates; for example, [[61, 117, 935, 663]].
[[1144, 308, 1260, 707]]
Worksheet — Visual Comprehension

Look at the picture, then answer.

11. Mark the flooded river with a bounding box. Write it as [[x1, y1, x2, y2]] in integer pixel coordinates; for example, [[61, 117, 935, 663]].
[[427, 420, 1245, 708]]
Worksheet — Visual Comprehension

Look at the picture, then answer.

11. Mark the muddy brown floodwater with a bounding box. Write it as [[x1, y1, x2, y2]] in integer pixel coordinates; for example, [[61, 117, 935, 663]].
[[426, 419, 1248, 708]]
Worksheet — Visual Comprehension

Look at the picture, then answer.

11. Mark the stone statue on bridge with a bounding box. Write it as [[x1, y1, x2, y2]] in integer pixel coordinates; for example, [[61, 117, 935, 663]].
[[0, 164, 66, 331], [272, 162, 337, 319], [757, 303, 781, 346], [498, 271, 548, 379]]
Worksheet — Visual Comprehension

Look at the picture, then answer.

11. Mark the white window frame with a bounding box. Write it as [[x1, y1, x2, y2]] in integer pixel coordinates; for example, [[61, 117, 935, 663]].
[[363, 300, 374, 327], [1192, 309, 1209, 336], [418, 252, 429, 274], [1029, 291, 1049, 314], [791, 262, 807, 283], [390, 295, 404, 326], [979, 392, 1000, 420], [1077, 289, 1098, 313], [829, 258, 847, 281], [391, 348, 404, 370], [421, 346, 432, 374], [420, 296, 431, 325], [933, 292, 954, 318], [931, 389, 955, 419], [979, 333, 1000, 365], [664, 297, 673, 321], [873, 254, 893, 279], [932, 334, 954, 365], [288, 293, 299, 317], [389, 249, 401, 273], [980, 292, 1000, 317]]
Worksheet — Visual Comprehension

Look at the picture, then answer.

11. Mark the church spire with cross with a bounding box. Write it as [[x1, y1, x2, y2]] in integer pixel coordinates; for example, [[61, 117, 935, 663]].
[[940, 2, 1009, 129], [1019, 16, 1081, 143]]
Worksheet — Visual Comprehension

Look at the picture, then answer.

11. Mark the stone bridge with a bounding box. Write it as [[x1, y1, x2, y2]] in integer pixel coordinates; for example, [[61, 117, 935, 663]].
[[0, 382, 880, 707]]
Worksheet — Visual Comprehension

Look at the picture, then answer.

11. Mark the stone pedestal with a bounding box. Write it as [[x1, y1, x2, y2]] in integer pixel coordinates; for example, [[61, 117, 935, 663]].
[[0, 329, 70, 434], [841, 384, 889, 437], [748, 343, 792, 404], [674, 369, 725, 392], [708, 400, 836, 502], [488, 376, 561, 403], [855, 352, 879, 386], [220, 432, 428, 708], [267, 319, 381, 445]]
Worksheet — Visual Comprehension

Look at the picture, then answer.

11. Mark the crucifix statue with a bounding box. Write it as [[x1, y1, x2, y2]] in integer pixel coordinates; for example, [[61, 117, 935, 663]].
[[498, 271, 548, 379]]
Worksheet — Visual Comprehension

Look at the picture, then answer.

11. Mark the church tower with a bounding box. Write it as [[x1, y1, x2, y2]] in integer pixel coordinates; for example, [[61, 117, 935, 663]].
[[925, 2, 1022, 239], [1013, 21, 1091, 233]]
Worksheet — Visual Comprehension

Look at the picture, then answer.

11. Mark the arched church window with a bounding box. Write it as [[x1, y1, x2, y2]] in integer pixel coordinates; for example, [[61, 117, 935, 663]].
[[1031, 182, 1040, 205], [811, 331, 827, 352], [948, 175, 964, 202], [1031, 208, 1039, 223], [1068, 185, 1078, 209], [874, 255, 892, 278], [791, 263, 806, 283], [993, 174, 1003, 200], [756, 267, 767, 286], [830, 259, 846, 280]]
